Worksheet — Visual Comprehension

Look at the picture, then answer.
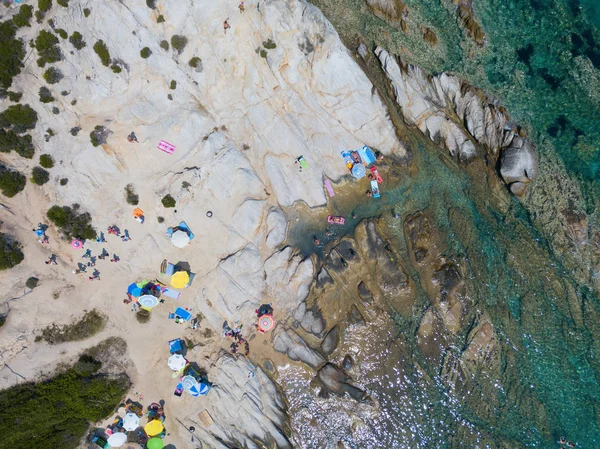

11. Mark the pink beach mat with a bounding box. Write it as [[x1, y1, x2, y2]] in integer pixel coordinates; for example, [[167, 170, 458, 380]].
[[157, 140, 175, 154], [324, 179, 335, 198]]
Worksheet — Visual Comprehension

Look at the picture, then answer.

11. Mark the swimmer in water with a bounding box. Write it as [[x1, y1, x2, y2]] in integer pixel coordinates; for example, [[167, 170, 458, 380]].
[[313, 236, 320, 245]]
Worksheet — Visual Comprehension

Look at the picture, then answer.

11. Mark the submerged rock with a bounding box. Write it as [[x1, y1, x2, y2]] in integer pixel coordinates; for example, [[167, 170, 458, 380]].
[[316, 363, 367, 401], [321, 325, 340, 355], [357, 281, 373, 304], [273, 329, 325, 369]]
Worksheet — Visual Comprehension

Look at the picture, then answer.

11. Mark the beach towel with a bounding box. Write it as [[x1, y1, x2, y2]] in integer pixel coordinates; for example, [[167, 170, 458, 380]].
[[324, 179, 335, 197], [158, 140, 175, 154], [162, 288, 180, 300]]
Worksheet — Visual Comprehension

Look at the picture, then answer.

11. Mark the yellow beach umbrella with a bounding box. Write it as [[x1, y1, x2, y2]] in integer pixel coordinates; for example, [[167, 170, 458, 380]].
[[170, 271, 190, 289], [144, 419, 164, 436]]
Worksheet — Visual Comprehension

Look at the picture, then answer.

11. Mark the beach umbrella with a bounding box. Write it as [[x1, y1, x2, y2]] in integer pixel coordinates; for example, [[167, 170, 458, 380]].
[[147, 438, 165, 449], [122, 412, 140, 431], [144, 420, 164, 436], [170, 271, 190, 289], [168, 354, 187, 372], [71, 239, 83, 249], [107, 432, 127, 447], [182, 375, 200, 394], [138, 295, 159, 309], [351, 164, 366, 179], [258, 314, 275, 332], [171, 230, 190, 248]]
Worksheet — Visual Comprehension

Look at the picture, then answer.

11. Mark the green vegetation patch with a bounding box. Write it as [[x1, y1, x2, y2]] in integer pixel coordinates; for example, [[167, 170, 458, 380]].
[[0, 21, 26, 89], [93, 39, 111, 66], [140, 47, 152, 58], [43, 66, 63, 84], [263, 38, 276, 49], [157, 14, 165, 23], [35, 29, 62, 67], [13, 5, 33, 28], [69, 31, 86, 50], [47, 204, 97, 239], [89, 125, 108, 147], [7, 91, 22, 102], [110, 64, 122, 73], [188, 56, 201, 68], [161, 194, 176, 208], [55, 28, 68, 39], [170, 80, 176, 90], [0, 130, 34, 158], [56, 0, 69, 7], [38, 0, 52, 12], [39, 86, 54, 103], [38, 309, 107, 344], [0, 354, 130, 449], [25, 276, 39, 289], [159, 39, 169, 51], [59, 177, 68, 185], [39, 154, 54, 168], [171, 34, 187, 54], [83, 7, 91, 17], [0, 104, 38, 133], [0, 232, 24, 269], [31, 166, 50, 185], [125, 184, 139, 205]]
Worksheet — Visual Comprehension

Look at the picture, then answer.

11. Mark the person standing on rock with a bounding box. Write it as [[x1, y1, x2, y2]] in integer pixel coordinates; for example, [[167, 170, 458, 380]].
[[238, 2, 245, 13], [224, 19, 231, 34]]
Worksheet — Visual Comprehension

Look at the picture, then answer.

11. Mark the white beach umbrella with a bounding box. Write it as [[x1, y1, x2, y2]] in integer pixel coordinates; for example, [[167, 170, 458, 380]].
[[122, 412, 140, 431], [107, 432, 128, 447], [168, 354, 187, 372], [171, 230, 190, 248], [138, 295, 159, 309]]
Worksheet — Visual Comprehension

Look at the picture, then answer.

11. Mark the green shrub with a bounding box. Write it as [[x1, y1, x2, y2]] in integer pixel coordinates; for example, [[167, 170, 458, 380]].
[[46, 128, 54, 137], [35, 29, 62, 67], [0, 130, 34, 158], [125, 184, 139, 205], [167, 94, 173, 101], [188, 56, 201, 68], [0, 166, 26, 197], [110, 64, 121, 73], [140, 47, 151, 58], [70, 126, 80, 136], [161, 194, 176, 208], [39, 310, 107, 344], [52, 107, 59, 114], [170, 34, 187, 54], [263, 39, 276, 49], [157, 14, 165, 23], [89, 125, 108, 147], [0, 104, 38, 133], [43, 66, 63, 84], [69, 31, 86, 50], [182, 181, 191, 189], [38, 0, 52, 12], [159, 40, 169, 50], [55, 28, 68, 39], [13, 5, 33, 28], [25, 276, 39, 289], [57, 0, 68, 7], [39, 154, 54, 168], [136, 309, 151, 323], [31, 166, 49, 185], [146, 0, 156, 8], [93, 39, 110, 66], [35, 10, 45, 23], [39, 86, 54, 103], [47, 204, 97, 239], [170, 80, 176, 90], [0, 357, 130, 449], [260, 49, 267, 58], [83, 7, 90, 17], [157, 216, 164, 223], [0, 21, 26, 89], [0, 233, 24, 270], [7, 91, 22, 102], [59, 177, 68, 185]]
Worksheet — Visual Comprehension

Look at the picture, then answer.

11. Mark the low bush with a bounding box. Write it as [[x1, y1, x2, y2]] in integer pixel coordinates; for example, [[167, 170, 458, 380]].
[[59, 177, 68, 186], [136, 309, 151, 323], [35, 29, 62, 67], [146, 0, 156, 8], [0, 21, 26, 89], [70, 126, 80, 136], [110, 64, 121, 73], [47, 205, 97, 239], [35, 10, 45, 23], [57, 0, 69, 6], [161, 194, 176, 208], [25, 276, 39, 289], [160, 40, 169, 51], [125, 184, 139, 205], [39, 86, 54, 103], [0, 130, 34, 158], [0, 166, 26, 197], [31, 166, 49, 185], [52, 107, 59, 115], [263, 39, 276, 49], [167, 94, 173, 101], [171, 34, 187, 54], [157, 14, 165, 23], [93, 40, 110, 66], [38, 0, 52, 12], [0, 104, 38, 133], [83, 7, 90, 17], [55, 28, 68, 39], [0, 356, 130, 449], [39, 154, 54, 168], [38, 310, 107, 344], [140, 47, 151, 58], [43, 66, 63, 84], [170, 80, 176, 90], [188, 56, 201, 68], [0, 233, 24, 269], [7, 91, 22, 102], [13, 5, 33, 28], [157, 216, 164, 223], [69, 31, 85, 50], [89, 125, 108, 147]]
